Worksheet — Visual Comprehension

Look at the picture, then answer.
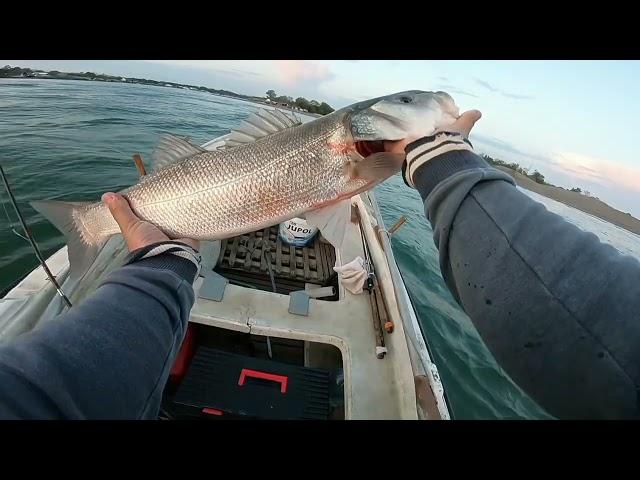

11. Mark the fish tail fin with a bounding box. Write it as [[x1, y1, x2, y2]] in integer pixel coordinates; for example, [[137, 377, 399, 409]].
[[31, 200, 108, 281]]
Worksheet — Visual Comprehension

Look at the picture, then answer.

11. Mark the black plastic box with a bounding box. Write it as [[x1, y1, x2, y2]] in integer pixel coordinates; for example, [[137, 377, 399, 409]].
[[173, 346, 331, 420]]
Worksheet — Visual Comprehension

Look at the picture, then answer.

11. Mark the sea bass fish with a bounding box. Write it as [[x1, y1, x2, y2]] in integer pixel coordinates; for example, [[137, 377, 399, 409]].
[[32, 90, 460, 280]]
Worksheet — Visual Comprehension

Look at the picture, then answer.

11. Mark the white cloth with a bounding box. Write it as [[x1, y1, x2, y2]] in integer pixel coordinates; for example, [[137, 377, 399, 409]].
[[333, 256, 368, 294]]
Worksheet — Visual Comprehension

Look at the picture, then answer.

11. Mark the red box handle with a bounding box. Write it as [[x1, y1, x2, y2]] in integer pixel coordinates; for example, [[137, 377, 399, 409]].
[[238, 368, 288, 394], [202, 407, 223, 416]]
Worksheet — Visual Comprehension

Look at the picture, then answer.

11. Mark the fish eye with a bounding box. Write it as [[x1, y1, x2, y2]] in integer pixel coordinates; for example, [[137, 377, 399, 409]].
[[399, 96, 412, 104]]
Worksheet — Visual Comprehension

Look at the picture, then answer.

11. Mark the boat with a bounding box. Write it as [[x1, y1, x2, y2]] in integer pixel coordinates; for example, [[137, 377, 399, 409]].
[[0, 125, 450, 420]]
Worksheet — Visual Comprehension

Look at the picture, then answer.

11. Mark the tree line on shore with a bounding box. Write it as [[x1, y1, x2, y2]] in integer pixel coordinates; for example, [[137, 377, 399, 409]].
[[265, 90, 334, 115], [481, 153, 591, 196]]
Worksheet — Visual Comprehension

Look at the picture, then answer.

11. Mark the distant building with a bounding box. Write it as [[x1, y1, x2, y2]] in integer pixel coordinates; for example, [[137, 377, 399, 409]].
[[120, 77, 127, 81]]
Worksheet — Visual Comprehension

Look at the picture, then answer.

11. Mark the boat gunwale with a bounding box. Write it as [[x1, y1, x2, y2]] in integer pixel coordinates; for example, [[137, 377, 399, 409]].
[[364, 190, 450, 419]]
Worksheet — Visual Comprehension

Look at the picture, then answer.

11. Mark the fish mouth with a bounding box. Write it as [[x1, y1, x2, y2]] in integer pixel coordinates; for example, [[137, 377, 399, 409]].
[[355, 140, 386, 157]]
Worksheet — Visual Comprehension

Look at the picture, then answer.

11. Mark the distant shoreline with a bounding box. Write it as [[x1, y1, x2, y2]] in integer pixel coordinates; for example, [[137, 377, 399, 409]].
[[0, 67, 325, 117], [229, 95, 322, 118], [496, 166, 640, 235], [3, 75, 323, 118]]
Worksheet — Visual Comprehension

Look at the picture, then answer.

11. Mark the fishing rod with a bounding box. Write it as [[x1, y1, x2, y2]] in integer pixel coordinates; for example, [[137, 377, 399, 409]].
[[0, 164, 72, 308], [354, 205, 389, 359]]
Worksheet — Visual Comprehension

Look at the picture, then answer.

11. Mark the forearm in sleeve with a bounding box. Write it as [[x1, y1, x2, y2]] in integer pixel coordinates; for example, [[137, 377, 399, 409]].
[[0, 253, 197, 419], [411, 149, 640, 419]]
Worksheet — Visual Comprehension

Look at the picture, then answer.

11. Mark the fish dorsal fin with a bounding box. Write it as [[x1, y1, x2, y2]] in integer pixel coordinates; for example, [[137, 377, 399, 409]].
[[226, 108, 302, 146], [152, 134, 206, 172]]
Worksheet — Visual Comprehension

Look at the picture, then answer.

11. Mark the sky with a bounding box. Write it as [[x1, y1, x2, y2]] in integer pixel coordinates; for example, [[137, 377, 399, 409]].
[[4, 60, 639, 216]]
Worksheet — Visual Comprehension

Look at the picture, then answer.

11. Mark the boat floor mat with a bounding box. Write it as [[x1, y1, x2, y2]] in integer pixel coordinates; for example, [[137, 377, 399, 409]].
[[215, 225, 338, 296]]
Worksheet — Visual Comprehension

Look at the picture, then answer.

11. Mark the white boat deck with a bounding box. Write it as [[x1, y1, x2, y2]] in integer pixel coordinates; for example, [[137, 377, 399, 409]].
[[190, 207, 418, 419], [0, 194, 448, 419]]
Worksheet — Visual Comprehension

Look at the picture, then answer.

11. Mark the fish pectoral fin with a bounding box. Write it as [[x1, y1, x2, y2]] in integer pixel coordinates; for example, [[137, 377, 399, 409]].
[[226, 109, 302, 146], [305, 199, 352, 252], [151, 134, 206, 172], [350, 152, 406, 182]]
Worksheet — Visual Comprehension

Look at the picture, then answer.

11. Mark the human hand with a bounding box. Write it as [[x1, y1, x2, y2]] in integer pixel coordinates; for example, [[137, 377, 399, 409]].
[[383, 109, 483, 189], [102, 192, 200, 252], [383, 109, 482, 154]]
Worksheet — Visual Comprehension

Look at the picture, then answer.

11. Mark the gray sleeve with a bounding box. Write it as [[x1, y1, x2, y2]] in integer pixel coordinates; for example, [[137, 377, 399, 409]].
[[0, 254, 197, 419], [412, 151, 640, 419]]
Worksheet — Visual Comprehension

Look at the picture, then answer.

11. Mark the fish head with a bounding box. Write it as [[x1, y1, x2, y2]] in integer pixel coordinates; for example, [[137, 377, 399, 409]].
[[347, 90, 460, 157], [304, 91, 460, 250]]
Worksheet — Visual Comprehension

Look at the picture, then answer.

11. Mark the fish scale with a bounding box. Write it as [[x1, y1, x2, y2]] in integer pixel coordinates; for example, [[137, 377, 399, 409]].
[[104, 114, 359, 240], [31, 90, 456, 280]]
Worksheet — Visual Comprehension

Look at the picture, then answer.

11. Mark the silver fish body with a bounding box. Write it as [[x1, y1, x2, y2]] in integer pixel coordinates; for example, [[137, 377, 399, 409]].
[[82, 111, 368, 241], [32, 90, 460, 279]]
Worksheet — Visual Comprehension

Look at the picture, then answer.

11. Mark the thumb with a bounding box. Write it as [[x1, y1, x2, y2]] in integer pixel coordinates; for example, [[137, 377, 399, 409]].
[[102, 192, 140, 235], [452, 109, 482, 138]]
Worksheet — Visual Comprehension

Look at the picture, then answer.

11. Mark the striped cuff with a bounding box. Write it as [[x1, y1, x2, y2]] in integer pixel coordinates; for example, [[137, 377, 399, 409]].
[[402, 132, 473, 188], [124, 241, 202, 282]]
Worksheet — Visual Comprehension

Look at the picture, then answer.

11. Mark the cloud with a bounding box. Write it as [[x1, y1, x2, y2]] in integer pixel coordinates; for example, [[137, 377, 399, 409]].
[[142, 60, 338, 101], [436, 83, 479, 98], [231, 69, 260, 76], [274, 60, 334, 86], [473, 134, 552, 164], [437, 76, 450, 82], [474, 77, 533, 100], [501, 92, 534, 100], [214, 68, 261, 78], [474, 134, 525, 154], [474, 78, 500, 93], [474, 135, 640, 205], [550, 152, 640, 192]]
